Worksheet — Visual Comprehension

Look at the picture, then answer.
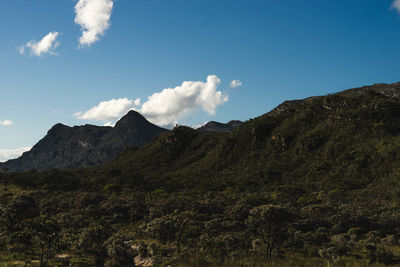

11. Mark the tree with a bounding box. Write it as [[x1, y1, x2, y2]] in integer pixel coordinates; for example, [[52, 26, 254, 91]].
[[78, 225, 113, 265], [31, 216, 62, 266], [0, 194, 38, 232], [145, 210, 199, 253], [103, 234, 136, 267], [246, 204, 292, 257], [199, 233, 247, 263]]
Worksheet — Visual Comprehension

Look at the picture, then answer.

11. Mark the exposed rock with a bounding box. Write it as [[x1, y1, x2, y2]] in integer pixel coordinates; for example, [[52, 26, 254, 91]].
[[0, 111, 167, 172], [268, 82, 400, 116]]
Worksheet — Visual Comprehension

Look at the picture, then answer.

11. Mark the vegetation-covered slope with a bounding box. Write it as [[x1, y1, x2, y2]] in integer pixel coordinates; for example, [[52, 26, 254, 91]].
[[2, 83, 400, 266], [100, 84, 400, 194]]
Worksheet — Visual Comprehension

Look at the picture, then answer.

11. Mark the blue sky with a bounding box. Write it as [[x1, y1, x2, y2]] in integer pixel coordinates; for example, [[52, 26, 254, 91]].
[[1, 0, 400, 161]]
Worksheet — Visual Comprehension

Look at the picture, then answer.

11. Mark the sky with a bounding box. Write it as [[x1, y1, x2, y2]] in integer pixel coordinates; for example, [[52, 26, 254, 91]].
[[2, 0, 400, 161]]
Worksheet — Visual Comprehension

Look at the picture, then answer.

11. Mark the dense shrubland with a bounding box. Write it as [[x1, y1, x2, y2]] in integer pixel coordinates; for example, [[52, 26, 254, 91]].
[[2, 90, 400, 265]]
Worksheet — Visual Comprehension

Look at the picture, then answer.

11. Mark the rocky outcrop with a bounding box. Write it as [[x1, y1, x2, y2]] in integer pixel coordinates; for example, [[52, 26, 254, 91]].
[[0, 111, 167, 172], [268, 82, 400, 116]]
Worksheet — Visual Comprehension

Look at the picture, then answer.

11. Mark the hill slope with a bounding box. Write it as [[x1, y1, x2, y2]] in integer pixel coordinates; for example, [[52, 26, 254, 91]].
[[97, 82, 400, 193]]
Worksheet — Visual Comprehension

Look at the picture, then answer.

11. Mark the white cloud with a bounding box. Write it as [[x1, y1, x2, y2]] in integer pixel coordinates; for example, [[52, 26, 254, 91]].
[[103, 121, 116, 127], [392, 0, 400, 13], [19, 32, 60, 56], [75, 98, 133, 121], [0, 120, 13, 126], [140, 75, 228, 126], [75, 75, 229, 127], [52, 109, 64, 114], [134, 98, 141, 107], [0, 147, 31, 163], [75, 0, 114, 47], [230, 80, 242, 88], [191, 121, 208, 129]]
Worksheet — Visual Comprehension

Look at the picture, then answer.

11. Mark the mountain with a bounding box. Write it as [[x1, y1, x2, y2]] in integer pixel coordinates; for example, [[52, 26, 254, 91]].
[[0, 110, 167, 172], [88, 81, 400, 200], [197, 120, 242, 132], [4, 82, 400, 265]]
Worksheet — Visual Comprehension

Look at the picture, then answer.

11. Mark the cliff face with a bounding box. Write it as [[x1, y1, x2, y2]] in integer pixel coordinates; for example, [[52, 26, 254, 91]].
[[0, 111, 167, 172]]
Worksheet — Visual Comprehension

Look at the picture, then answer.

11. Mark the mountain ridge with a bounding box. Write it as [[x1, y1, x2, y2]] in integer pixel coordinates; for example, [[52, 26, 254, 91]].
[[99, 80, 400, 187], [0, 110, 243, 172], [268, 82, 400, 116], [197, 120, 242, 132], [3, 81, 400, 172], [0, 111, 167, 172]]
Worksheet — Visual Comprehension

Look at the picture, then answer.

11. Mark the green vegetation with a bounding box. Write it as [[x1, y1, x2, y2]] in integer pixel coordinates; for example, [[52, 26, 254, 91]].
[[2, 91, 400, 265]]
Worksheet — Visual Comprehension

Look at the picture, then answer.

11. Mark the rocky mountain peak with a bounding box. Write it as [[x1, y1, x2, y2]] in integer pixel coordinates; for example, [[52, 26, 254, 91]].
[[47, 123, 70, 135], [0, 111, 167, 172], [114, 110, 149, 129]]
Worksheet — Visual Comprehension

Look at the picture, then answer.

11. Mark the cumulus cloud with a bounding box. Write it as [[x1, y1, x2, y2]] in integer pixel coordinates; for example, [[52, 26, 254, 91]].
[[141, 75, 228, 126], [74, 98, 133, 121], [230, 80, 242, 88], [0, 120, 13, 126], [0, 147, 31, 163], [75, 0, 114, 47], [76, 75, 229, 127], [392, 0, 400, 13], [19, 32, 60, 56], [103, 121, 115, 127], [191, 121, 208, 129], [134, 98, 141, 107]]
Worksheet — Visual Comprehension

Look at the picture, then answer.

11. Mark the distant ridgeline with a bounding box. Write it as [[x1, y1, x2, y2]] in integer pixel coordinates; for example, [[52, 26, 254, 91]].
[[0, 111, 167, 171], [100, 81, 400, 190], [2, 81, 400, 173], [197, 120, 242, 132], [0, 111, 242, 172]]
